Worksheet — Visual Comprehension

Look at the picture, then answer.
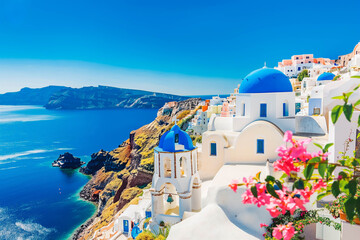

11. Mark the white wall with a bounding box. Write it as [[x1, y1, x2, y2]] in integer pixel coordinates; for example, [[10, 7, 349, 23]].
[[328, 111, 360, 163]]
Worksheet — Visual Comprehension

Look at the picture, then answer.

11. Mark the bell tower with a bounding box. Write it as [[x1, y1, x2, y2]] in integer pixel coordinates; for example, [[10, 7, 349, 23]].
[[151, 125, 201, 225]]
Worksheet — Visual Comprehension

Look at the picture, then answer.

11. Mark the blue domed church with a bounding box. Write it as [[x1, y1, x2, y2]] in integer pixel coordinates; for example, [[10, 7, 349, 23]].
[[200, 68, 296, 180], [151, 125, 201, 226]]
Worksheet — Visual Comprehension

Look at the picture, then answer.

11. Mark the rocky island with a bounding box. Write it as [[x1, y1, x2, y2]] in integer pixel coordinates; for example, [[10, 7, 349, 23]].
[[0, 85, 189, 110], [52, 152, 85, 169]]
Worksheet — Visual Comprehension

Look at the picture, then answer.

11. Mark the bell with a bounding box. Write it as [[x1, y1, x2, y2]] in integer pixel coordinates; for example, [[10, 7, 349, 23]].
[[167, 194, 174, 204]]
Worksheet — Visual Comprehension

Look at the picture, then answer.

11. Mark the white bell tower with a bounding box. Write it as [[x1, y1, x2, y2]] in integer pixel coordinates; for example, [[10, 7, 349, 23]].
[[151, 124, 201, 225]]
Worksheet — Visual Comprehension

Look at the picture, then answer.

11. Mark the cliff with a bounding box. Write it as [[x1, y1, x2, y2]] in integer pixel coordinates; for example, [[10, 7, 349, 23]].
[[44, 85, 189, 110], [73, 98, 201, 240], [0, 86, 70, 105], [0, 85, 189, 110]]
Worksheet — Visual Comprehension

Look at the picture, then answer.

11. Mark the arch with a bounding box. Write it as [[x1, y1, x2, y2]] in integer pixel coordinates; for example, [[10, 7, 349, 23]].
[[161, 183, 179, 216], [232, 120, 284, 164], [164, 157, 172, 178], [179, 156, 187, 178]]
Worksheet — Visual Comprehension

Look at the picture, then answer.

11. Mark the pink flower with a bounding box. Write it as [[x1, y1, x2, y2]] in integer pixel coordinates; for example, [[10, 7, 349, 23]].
[[260, 223, 268, 228], [313, 179, 327, 191], [284, 131, 293, 143], [229, 179, 238, 192], [242, 176, 254, 187], [272, 223, 297, 240]]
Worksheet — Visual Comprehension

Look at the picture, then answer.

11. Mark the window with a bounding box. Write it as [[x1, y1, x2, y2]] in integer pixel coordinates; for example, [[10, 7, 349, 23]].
[[145, 211, 152, 219], [175, 134, 179, 143], [180, 157, 187, 177], [298, 67, 301, 71], [210, 142, 217, 156], [260, 103, 267, 117], [242, 103, 245, 116], [283, 102, 289, 117], [295, 103, 301, 114], [257, 139, 264, 154]]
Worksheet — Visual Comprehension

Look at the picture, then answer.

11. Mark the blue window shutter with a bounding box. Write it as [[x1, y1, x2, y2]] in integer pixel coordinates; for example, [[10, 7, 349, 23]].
[[210, 143, 217, 156], [260, 104, 267, 117], [283, 103, 289, 116], [257, 139, 264, 154]]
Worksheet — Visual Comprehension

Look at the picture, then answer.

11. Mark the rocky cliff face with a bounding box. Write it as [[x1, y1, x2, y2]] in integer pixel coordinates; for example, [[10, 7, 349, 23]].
[[74, 98, 201, 239], [45, 85, 189, 110], [0, 86, 70, 105]]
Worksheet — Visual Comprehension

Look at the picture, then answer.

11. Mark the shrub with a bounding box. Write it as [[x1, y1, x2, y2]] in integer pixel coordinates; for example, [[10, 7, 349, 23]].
[[136, 231, 155, 240], [297, 69, 309, 82]]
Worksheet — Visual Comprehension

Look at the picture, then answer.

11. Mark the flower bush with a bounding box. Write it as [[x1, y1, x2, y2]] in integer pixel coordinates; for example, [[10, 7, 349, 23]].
[[261, 209, 340, 240], [230, 86, 360, 239]]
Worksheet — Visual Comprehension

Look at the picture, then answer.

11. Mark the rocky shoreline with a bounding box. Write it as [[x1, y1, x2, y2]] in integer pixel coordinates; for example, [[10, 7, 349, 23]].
[[71, 217, 95, 240], [70, 98, 201, 239]]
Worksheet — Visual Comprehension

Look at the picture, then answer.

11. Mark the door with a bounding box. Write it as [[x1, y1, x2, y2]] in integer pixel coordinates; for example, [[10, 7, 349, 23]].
[[123, 220, 129, 233]]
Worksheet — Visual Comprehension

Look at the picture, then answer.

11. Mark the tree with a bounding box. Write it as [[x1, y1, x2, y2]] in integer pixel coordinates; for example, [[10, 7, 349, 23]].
[[297, 70, 309, 82]]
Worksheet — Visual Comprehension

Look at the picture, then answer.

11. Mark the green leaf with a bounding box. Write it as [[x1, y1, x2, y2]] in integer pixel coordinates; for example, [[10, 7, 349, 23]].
[[343, 104, 353, 122], [304, 164, 315, 180], [323, 143, 334, 153], [347, 180, 357, 196], [294, 179, 305, 190], [344, 197, 356, 222], [318, 163, 327, 179], [331, 181, 340, 198], [313, 143, 323, 150], [358, 115, 360, 127], [251, 185, 258, 198], [355, 99, 360, 107], [280, 173, 288, 180], [331, 105, 343, 124], [339, 171, 348, 178], [356, 198, 360, 219], [308, 157, 321, 164], [265, 175, 276, 183], [355, 84, 360, 91], [266, 183, 280, 199], [345, 92, 353, 98], [332, 95, 345, 100], [327, 164, 336, 179]]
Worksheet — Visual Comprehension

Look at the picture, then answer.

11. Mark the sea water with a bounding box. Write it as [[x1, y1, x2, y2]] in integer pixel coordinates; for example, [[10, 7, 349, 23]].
[[0, 105, 158, 240]]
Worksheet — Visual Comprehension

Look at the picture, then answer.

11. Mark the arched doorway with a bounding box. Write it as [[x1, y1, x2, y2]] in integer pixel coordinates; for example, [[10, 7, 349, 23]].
[[162, 183, 179, 216]]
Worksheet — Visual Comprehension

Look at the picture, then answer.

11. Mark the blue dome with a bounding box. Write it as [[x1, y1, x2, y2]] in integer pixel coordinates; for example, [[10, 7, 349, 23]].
[[156, 125, 195, 152], [239, 68, 293, 94], [317, 72, 335, 81]]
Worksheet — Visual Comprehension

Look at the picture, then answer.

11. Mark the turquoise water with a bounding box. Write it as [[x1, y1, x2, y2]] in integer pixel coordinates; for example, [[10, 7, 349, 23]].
[[0, 105, 158, 240]]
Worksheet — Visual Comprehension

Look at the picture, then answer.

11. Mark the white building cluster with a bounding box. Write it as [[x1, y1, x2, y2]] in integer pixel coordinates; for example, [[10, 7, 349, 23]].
[[106, 43, 360, 240]]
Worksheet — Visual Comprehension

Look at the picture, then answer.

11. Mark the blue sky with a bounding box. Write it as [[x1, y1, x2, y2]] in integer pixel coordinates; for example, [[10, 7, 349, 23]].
[[0, 0, 359, 95]]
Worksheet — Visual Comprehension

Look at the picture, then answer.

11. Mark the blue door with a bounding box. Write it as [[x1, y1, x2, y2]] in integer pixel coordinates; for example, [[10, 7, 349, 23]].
[[145, 211, 151, 219], [123, 220, 129, 233]]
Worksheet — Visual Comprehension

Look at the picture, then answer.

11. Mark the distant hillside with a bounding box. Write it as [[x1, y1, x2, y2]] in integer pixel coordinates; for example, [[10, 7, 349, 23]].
[[0, 86, 70, 105], [0, 85, 188, 110], [44, 86, 189, 110]]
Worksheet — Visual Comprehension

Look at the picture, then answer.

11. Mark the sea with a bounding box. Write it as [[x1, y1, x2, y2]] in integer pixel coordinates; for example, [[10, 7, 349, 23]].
[[0, 105, 158, 240]]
